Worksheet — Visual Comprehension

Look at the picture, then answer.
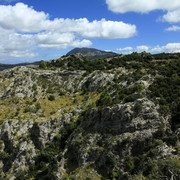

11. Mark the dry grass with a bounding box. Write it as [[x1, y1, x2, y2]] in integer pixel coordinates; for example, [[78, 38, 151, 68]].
[[0, 91, 101, 123]]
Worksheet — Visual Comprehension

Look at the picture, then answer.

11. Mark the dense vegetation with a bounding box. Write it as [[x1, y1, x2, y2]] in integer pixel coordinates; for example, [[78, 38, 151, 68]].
[[40, 52, 180, 71]]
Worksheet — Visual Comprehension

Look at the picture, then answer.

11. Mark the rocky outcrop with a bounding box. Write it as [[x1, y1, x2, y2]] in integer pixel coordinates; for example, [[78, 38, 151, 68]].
[[80, 98, 164, 135], [0, 66, 116, 99], [59, 98, 172, 176], [0, 109, 77, 179]]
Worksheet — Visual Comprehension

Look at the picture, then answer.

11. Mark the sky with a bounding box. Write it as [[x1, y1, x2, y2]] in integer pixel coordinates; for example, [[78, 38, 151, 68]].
[[0, 0, 180, 64]]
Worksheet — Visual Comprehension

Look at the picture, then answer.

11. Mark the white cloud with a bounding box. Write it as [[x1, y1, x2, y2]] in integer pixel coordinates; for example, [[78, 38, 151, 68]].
[[116, 47, 133, 54], [106, 0, 180, 27], [136, 45, 150, 52], [117, 47, 133, 51], [117, 45, 150, 54], [0, 0, 18, 3], [162, 10, 180, 23], [0, 27, 37, 58], [0, 3, 49, 33], [106, 0, 180, 13], [36, 32, 75, 49], [7, 50, 38, 58], [36, 31, 92, 49], [151, 43, 180, 53], [117, 43, 180, 54], [71, 39, 92, 48], [68, 18, 137, 39], [105, 50, 117, 53], [165, 25, 180, 32], [0, 3, 137, 38]]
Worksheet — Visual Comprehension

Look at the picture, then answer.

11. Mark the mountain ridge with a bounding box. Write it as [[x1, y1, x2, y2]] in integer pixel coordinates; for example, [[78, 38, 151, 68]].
[[0, 61, 40, 71]]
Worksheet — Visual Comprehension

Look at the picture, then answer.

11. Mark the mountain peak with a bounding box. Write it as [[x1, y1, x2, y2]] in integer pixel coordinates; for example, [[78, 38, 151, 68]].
[[67, 47, 117, 59]]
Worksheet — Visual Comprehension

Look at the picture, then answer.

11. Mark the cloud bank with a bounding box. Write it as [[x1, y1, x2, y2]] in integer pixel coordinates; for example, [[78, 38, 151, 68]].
[[0, 3, 136, 37], [117, 43, 180, 54], [165, 25, 180, 32], [106, 0, 180, 14], [0, 3, 137, 60], [0, 0, 18, 3], [106, 0, 180, 27], [162, 10, 180, 23]]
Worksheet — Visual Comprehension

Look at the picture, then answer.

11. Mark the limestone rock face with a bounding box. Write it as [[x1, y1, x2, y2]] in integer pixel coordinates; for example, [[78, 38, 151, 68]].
[[81, 99, 163, 136], [85, 71, 114, 92]]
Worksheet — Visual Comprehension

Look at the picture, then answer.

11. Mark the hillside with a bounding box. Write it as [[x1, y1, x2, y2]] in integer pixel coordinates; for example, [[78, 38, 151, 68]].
[[66, 48, 117, 59], [0, 52, 180, 179]]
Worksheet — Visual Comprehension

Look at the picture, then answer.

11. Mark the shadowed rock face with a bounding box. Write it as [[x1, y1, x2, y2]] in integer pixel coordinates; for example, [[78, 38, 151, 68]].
[[31, 122, 42, 150], [80, 99, 162, 135]]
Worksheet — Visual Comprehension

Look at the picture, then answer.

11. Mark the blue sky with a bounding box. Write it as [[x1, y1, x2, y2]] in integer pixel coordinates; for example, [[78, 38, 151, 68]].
[[0, 0, 180, 64]]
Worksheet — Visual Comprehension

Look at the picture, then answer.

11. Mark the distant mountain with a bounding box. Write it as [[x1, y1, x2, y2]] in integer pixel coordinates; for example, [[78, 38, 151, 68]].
[[0, 61, 40, 71], [67, 48, 117, 59]]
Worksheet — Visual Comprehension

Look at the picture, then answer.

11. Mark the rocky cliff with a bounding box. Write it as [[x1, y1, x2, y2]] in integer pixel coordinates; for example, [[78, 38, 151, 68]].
[[0, 53, 179, 179]]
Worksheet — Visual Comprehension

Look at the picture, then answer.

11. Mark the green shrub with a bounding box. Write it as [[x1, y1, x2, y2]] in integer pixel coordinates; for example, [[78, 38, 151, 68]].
[[59, 90, 65, 96], [35, 102, 41, 111], [143, 158, 158, 176], [106, 154, 117, 167], [97, 92, 112, 107], [124, 94, 142, 103], [0, 140, 4, 150], [136, 84, 144, 93], [163, 135, 178, 146], [134, 102, 143, 115], [32, 84, 37, 91], [48, 95, 55, 101], [0, 151, 9, 160], [0, 120, 3, 125], [15, 169, 27, 180], [154, 124, 165, 138], [39, 60, 47, 69], [24, 106, 32, 113]]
